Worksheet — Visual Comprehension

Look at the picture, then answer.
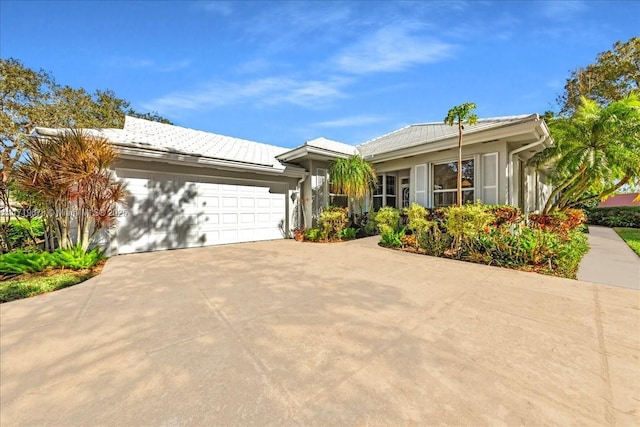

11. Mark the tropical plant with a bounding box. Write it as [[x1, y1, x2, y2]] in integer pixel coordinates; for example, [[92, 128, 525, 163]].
[[380, 228, 405, 248], [304, 228, 323, 242], [317, 206, 349, 240], [340, 227, 357, 240], [375, 206, 401, 235], [444, 103, 478, 206], [329, 155, 377, 220], [15, 129, 127, 253], [530, 95, 640, 213]]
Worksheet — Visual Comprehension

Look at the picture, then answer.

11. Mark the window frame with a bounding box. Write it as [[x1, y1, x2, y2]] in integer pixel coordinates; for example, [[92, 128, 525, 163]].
[[432, 158, 476, 208]]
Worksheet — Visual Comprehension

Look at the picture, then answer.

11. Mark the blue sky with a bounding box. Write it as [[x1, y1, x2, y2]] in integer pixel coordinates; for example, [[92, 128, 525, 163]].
[[1, 1, 638, 148]]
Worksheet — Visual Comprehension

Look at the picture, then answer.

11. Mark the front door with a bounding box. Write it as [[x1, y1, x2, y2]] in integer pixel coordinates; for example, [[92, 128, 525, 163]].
[[401, 177, 410, 208]]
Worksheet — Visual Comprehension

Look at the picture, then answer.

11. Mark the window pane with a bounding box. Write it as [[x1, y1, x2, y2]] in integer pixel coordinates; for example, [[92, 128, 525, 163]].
[[374, 175, 383, 196], [434, 191, 456, 207], [463, 189, 475, 204], [386, 196, 396, 208], [373, 197, 383, 211], [330, 195, 348, 208], [461, 159, 474, 188], [386, 175, 396, 195], [433, 163, 457, 190]]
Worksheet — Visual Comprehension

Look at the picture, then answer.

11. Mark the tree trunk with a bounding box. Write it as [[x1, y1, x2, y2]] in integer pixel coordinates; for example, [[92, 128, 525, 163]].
[[457, 121, 463, 207]]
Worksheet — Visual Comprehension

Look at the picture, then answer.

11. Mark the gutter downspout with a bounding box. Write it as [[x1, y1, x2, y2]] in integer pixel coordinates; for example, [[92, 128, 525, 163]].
[[296, 174, 308, 229], [508, 135, 547, 206]]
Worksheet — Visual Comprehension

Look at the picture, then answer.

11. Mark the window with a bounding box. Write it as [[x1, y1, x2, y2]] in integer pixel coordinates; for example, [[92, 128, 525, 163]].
[[312, 168, 347, 221], [433, 159, 475, 207], [373, 174, 397, 210]]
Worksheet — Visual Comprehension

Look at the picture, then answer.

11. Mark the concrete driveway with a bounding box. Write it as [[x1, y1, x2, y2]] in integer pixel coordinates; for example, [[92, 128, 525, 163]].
[[1, 237, 639, 426]]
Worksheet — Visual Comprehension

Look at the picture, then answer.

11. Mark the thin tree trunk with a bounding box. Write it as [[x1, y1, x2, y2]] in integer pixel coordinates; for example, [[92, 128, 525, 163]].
[[457, 121, 463, 207], [565, 176, 631, 208], [542, 163, 588, 214]]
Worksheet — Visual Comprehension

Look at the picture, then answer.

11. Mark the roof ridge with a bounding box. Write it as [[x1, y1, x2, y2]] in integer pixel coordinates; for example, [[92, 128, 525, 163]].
[[357, 124, 413, 147], [124, 116, 288, 151]]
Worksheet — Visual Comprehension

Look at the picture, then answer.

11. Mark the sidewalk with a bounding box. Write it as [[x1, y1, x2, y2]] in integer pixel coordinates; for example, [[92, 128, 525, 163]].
[[578, 225, 640, 290]]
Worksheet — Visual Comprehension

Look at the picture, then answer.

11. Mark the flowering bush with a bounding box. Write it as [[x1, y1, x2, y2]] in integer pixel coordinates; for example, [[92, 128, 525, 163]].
[[379, 203, 590, 279]]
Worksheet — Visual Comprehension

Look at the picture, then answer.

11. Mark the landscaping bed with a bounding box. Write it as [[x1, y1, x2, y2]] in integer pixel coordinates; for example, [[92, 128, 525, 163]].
[[375, 203, 589, 279]]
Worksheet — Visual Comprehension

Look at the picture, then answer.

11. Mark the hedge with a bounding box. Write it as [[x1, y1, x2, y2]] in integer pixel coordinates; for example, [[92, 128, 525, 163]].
[[585, 206, 640, 228]]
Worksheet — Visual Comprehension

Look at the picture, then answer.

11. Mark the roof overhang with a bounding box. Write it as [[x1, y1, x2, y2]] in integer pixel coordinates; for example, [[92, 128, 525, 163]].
[[362, 115, 552, 164], [32, 127, 307, 179], [276, 145, 354, 163]]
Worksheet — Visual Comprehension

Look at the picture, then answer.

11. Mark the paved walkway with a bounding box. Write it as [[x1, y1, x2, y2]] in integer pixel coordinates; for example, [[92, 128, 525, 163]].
[[578, 225, 640, 290], [1, 238, 639, 426]]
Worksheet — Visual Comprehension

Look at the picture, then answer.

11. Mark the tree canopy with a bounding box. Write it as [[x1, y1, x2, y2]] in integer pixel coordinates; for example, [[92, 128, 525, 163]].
[[329, 155, 377, 218], [558, 37, 639, 115], [531, 94, 640, 213]]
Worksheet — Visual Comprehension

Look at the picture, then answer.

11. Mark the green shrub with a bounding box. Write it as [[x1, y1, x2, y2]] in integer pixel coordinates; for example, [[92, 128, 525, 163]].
[[362, 211, 378, 236], [0, 251, 53, 274], [376, 207, 401, 235], [585, 206, 640, 228], [5, 219, 45, 250], [0, 246, 104, 275], [304, 228, 323, 242], [318, 206, 348, 240], [380, 228, 405, 248], [50, 247, 104, 270], [340, 227, 357, 240], [405, 203, 430, 235], [444, 203, 493, 250]]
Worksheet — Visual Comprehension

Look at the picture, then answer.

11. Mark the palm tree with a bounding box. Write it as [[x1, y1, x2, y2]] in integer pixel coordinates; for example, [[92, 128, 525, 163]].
[[329, 155, 377, 221], [16, 128, 127, 252], [530, 94, 640, 213], [444, 103, 478, 206]]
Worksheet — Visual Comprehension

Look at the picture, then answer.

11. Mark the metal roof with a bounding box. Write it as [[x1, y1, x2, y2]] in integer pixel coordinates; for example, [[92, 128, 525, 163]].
[[356, 114, 538, 157]]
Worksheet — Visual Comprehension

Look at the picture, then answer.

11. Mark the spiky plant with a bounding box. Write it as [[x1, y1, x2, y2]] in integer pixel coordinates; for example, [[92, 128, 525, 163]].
[[15, 128, 127, 253]]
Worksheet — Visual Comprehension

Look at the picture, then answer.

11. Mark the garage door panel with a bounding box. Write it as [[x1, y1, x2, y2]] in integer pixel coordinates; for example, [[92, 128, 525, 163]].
[[116, 171, 287, 254], [222, 197, 238, 208]]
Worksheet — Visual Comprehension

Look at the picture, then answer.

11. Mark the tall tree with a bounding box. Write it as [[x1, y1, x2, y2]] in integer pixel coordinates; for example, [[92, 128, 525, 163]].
[[444, 103, 478, 207], [0, 57, 170, 251], [329, 155, 377, 220], [558, 37, 639, 115], [530, 95, 640, 213]]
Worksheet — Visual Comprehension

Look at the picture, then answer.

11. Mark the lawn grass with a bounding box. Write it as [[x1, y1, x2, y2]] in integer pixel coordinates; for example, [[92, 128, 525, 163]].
[[614, 227, 640, 257], [0, 266, 101, 303]]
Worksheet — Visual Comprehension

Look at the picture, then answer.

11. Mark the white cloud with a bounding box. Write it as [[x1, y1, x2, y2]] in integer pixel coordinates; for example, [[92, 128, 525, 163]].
[[540, 0, 587, 21], [143, 76, 350, 112], [107, 57, 190, 73], [198, 1, 233, 16], [334, 27, 454, 74], [316, 115, 386, 128]]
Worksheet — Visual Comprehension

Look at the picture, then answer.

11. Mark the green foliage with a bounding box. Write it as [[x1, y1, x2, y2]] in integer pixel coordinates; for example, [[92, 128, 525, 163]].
[[317, 206, 349, 240], [0, 251, 53, 274], [559, 37, 639, 114], [379, 202, 590, 279], [0, 272, 95, 303], [380, 228, 405, 248], [531, 94, 640, 213], [585, 206, 640, 228], [444, 203, 493, 245], [5, 219, 44, 250], [0, 247, 104, 274], [361, 211, 379, 236], [376, 206, 401, 235], [405, 203, 430, 234], [329, 155, 377, 217], [304, 228, 323, 242], [614, 228, 640, 256], [340, 227, 357, 240]]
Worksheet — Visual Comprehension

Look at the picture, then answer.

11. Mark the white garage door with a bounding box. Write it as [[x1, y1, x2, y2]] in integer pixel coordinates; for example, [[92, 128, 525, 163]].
[[115, 171, 287, 254]]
